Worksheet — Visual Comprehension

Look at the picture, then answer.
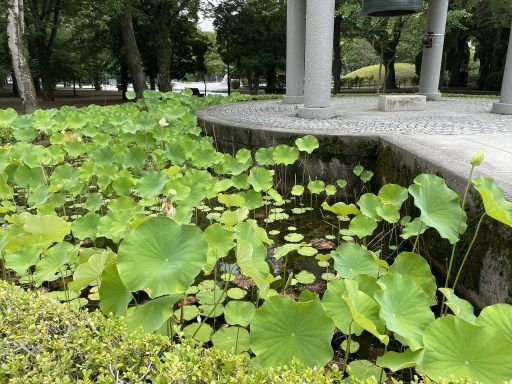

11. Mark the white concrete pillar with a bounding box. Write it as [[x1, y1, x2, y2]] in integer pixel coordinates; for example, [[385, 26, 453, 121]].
[[492, 22, 512, 115], [298, 0, 337, 119], [418, 0, 449, 101], [283, 0, 306, 104]]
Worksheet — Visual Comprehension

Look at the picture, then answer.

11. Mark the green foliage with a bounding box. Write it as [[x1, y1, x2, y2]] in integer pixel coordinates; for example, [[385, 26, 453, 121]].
[[1, 91, 511, 383], [343, 63, 416, 82]]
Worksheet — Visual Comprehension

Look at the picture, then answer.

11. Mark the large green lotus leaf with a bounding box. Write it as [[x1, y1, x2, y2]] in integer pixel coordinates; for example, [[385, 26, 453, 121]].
[[322, 279, 363, 335], [388, 252, 437, 305], [353, 274, 381, 298], [348, 360, 382, 381], [217, 193, 245, 208], [96, 211, 133, 243], [235, 239, 272, 289], [307, 180, 325, 195], [112, 172, 136, 196], [408, 174, 466, 244], [375, 273, 434, 351], [4, 246, 41, 276], [12, 117, 38, 142], [224, 300, 256, 327], [17, 214, 71, 248], [348, 214, 378, 238], [190, 145, 218, 169], [69, 251, 111, 292], [0, 172, 13, 199], [273, 243, 301, 260], [473, 177, 512, 227], [248, 167, 274, 192], [231, 174, 249, 190], [291, 185, 305, 196], [321, 202, 360, 217], [13, 165, 46, 189], [400, 217, 428, 240], [99, 263, 132, 316], [33, 242, 79, 286], [439, 288, 476, 324], [476, 304, 512, 341], [134, 171, 169, 200], [235, 148, 252, 164], [239, 190, 263, 210], [295, 135, 319, 154], [71, 213, 100, 240], [357, 193, 383, 221], [183, 323, 214, 343], [332, 243, 379, 279], [255, 147, 275, 166], [423, 316, 512, 383], [378, 184, 408, 209], [117, 217, 207, 298], [204, 223, 235, 271], [342, 280, 388, 344], [273, 144, 299, 165], [220, 207, 249, 228], [250, 295, 334, 368], [126, 294, 183, 333], [0, 108, 17, 126], [376, 348, 423, 372], [212, 326, 250, 354]]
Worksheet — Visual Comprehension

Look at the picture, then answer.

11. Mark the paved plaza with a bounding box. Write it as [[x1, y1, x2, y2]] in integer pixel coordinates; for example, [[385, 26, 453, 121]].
[[201, 97, 512, 135], [198, 96, 512, 197]]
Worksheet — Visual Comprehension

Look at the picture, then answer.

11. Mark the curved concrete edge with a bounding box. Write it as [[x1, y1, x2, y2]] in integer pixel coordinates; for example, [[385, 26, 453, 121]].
[[197, 107, 512, 308]]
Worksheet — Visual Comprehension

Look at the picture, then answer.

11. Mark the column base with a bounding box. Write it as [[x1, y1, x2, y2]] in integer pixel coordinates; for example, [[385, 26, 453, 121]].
[[297, 105, 337, 119], [417, 91, 442, 101], [282, 95, 304, 104], [492, 102, 512, 115]]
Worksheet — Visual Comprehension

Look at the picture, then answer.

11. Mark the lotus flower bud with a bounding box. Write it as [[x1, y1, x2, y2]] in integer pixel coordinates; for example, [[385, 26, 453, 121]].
[[159, 117, 168, 127], [470, 150, 484, 166]]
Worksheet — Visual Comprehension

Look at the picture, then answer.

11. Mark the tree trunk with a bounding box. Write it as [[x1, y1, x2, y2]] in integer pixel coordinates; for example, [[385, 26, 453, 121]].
[[6, 0, 38, 113], [149, 76, 156, 90], [332, 1, 342, 94], [448, 34, 470, 87], [120, 0, 147, 99], [156, 10, 172, 92], [120, 59, 129, 101], [383, 49, 397, 91], [93, 72, 102, 91], [265, 66, 277, 92]]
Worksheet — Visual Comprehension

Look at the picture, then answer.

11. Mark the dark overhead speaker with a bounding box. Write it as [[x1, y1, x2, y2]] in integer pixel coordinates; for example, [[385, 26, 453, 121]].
[[361, 0, 423, 17]]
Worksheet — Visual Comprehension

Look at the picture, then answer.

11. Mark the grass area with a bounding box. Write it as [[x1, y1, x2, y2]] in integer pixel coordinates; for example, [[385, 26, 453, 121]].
[[344, 63, 416, 82]]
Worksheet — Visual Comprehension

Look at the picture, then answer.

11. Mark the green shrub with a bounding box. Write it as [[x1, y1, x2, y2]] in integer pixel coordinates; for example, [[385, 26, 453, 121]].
[[231, 79, 241, 90], [0, 282, 477, 384]]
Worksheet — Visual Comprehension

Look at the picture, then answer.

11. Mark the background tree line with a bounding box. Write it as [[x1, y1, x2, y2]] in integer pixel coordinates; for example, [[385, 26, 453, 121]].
[[2, 0, 511, 113]]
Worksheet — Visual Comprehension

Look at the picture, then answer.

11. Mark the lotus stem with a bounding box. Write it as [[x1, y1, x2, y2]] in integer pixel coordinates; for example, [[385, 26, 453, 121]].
[[412, 222, 423, 253], [341, 321, 353, 378], [452, 213, 487, 291], [441, 165, 474, 314]]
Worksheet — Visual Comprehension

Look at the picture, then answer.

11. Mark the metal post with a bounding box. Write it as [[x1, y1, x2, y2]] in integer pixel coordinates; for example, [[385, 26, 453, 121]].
[[283, 0, 306, 104], [418, 0, 449, 101], [492, 21, 512, 115], [298, 0, 337, 119]]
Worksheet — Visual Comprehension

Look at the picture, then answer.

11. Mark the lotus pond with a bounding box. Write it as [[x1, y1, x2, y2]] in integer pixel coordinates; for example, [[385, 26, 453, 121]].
[[0, 91, 512, 383]]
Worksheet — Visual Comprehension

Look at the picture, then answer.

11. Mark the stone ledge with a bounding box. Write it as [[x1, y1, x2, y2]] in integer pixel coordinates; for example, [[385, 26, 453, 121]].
[[378, 95, 427, 112]]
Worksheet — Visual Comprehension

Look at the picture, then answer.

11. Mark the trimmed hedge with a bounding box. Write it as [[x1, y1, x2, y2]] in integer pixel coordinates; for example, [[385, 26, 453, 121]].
[[0, 282, 476, 384]]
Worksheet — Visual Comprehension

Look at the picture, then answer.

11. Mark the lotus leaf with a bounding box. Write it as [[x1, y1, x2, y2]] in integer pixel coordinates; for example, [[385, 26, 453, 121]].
[[388, 252, 437, 305], [127, 294, 184, 332], [473, 176, 512, 227], [295, 135, 319, 154], [247, 167, 274, 192], [423, 316, 512, 383], [322, 279, 363, 335], [409, 174, 466, 244], [375, 273, 435, 351], [376, 348, 422, 372], [183, 323, 214, 343], [224, 300, 255, 326], [400, 217, 428, 240], [99, 264, 132, 316], [347, 360, 381, 380], [255, 147, 275, 166], [332, 243, 379, 279], [250, 295, 335, 367], [273, 144, 299, 165], [439, 288, 476, 324], [307, 180, 325, 195], [348, 214, 378, 238], [117, 217, 207, 298], [291, 185, 305, 196], [321, 202, 360, 217], [476, 303, 512, 341]]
